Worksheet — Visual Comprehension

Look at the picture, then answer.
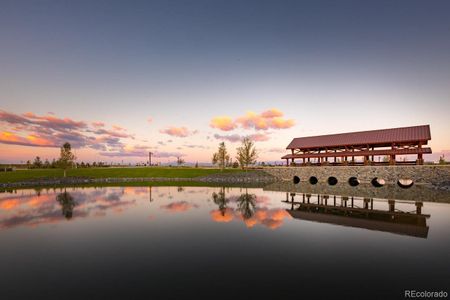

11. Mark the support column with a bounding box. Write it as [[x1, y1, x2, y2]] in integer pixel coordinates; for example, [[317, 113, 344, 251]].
[[415, 202, 423, 214], [390, 155, 396, 165], [417, 153, 423, 165], [388, 200, 395, 212], [363, 198, 370, 209]]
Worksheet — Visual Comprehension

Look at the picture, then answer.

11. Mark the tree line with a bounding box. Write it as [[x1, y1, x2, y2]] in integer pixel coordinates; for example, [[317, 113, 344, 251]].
[[212, 137, 258, 170], [26, 142, 77, 177]]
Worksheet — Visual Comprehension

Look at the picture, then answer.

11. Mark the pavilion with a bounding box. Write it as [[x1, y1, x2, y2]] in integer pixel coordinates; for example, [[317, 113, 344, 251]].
[[282, 125, 431, 166]]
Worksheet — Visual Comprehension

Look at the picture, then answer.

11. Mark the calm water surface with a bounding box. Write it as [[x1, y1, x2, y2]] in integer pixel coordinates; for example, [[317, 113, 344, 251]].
[[1, 185, 449, 299]]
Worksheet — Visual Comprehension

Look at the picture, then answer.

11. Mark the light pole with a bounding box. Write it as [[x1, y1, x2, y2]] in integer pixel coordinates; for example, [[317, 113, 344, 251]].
[[149, 152, 153, 167]]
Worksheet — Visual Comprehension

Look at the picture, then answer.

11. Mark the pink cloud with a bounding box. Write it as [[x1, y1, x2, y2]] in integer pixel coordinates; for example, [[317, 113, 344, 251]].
[[0, 131, 57, 147], [160, 201, 199, 213], [213, 133, 270, 143], [209, 206, 291, 230], [210, 208, 235, 223], [210, 108, 295, 132], [0, 110, 137, 154], [159, 126, 195, 137], [112, 125, 125, 131], [260, 108, 284, 118], [92, 121, 105, 128], [210, 116, 237, 131], [213, 133, 242, 143], [249, 133, 270, 142], [147, 117, 153, 124]]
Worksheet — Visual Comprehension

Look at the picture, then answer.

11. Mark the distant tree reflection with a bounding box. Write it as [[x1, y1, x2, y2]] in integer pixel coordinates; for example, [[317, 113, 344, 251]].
[[212, 187, 228, 216], [56, 190, 77, 220], [236, 191, 256, 219]]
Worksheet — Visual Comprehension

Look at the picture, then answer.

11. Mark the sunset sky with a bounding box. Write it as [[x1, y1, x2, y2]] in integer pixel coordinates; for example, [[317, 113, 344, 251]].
[[1, 0, 450, 164]]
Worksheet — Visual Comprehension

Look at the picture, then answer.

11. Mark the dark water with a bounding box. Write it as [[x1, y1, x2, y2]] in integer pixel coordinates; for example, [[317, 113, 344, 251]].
[[0, 185, 449, 299]]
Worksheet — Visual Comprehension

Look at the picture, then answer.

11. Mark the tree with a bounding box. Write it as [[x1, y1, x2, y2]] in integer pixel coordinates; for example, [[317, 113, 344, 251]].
[[195, 161, 199, 168], [26, 160, 31, 169], [57, 142, 76, 177], [236, 137, 258, 170], [176, 156, 185, 166], [439, 154, 446, 165], [212, 142, 230, 171], [43, 159, 50, 168], [33, 156, 43, 168]]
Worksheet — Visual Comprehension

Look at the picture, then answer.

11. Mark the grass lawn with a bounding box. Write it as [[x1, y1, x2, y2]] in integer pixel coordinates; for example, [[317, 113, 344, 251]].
[[0, 167, 244, 183]]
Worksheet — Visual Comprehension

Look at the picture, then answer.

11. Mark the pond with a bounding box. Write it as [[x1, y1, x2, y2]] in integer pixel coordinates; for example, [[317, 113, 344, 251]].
[[0, 185, 449, 299]]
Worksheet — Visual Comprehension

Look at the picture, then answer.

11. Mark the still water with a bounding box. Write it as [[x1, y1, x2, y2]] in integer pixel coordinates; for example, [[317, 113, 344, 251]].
[[0, 185, 449, 299]]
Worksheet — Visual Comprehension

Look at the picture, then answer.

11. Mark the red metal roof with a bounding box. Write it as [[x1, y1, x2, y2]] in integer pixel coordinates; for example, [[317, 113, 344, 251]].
[[286, 125, 431, 149], [281, 147, 432, 159]]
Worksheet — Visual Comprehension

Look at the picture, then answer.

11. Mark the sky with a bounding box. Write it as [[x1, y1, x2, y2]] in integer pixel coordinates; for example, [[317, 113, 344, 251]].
[[1, 0, 450, 164]]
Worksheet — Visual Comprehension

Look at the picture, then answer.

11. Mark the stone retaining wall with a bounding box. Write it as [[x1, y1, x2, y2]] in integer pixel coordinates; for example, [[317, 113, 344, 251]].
[[262, 165, 450, 187]]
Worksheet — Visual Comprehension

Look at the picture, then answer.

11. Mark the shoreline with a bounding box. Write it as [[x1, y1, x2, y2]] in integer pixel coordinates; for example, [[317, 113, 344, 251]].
[[0, 171, 276, 189]]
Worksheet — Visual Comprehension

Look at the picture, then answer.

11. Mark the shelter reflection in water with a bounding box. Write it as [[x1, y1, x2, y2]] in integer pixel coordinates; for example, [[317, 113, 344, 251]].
[[283, 192, 430, 238]]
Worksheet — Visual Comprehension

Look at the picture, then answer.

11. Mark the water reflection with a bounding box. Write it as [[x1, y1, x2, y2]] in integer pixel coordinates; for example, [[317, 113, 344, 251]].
[[56, 190, 77, 220], [236, 191, 256, 219], [212, 187, 229, 217], [0, 186, 434, 235], [210, 188, 291, 229], [0, 187, 137, 230], [283, 192, 430, 238], [0, 185, 448, 300]]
